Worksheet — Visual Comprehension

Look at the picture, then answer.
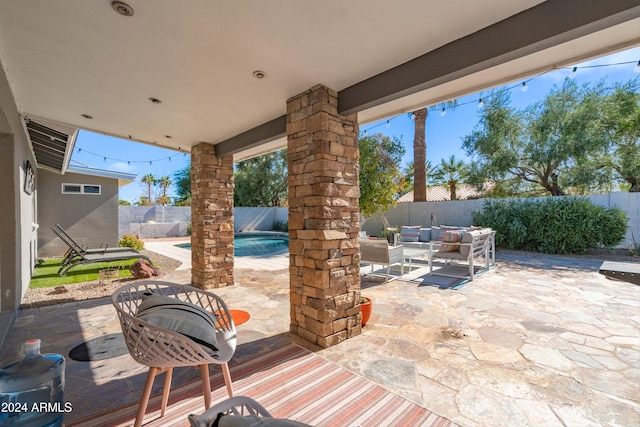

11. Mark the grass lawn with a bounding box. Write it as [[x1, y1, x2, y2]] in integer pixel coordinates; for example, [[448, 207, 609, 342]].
[[30, 258, 138, 289]]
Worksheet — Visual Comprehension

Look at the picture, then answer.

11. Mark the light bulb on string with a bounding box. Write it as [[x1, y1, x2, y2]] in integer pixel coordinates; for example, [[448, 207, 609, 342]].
[[569, 67, 577, 79], [477, 98, 484, 109], [440, 108, 446, 117], [386, 120, 390, 128], [127, 161, 130, 166], [521, 82, 528, 92], [634, 60, 640, 74], [410, 113, 416, 120], [149, 161, 153, 165], [363, 129, 367, 136], [103, 157, 107, 162]]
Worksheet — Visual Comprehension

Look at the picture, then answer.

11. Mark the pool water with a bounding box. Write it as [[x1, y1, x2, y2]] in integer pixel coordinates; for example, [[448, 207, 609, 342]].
[[176, 234, 288, 257]]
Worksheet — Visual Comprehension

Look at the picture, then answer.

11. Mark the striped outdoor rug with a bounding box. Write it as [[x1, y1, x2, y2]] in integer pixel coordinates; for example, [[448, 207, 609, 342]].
[[70, 343, 456, 427]]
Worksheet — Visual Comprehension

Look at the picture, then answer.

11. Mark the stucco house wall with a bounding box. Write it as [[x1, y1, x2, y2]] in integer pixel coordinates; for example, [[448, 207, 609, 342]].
[[38, 170, 121, 257], [0, 72, 39, 343]]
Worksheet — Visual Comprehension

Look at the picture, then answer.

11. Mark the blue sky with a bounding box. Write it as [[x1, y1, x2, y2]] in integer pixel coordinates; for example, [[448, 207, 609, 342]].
[[71, 47, 639, 203]]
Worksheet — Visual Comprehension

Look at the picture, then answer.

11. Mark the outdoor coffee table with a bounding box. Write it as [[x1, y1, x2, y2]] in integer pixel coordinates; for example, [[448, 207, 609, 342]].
[[401, 247, 431, 274]]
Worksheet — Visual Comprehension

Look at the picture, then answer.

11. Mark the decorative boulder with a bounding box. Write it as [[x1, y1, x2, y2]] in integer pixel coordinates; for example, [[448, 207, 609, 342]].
[[129, 260, 157, 279]]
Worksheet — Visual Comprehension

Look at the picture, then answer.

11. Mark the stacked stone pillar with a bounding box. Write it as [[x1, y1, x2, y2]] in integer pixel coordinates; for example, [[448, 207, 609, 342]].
[[287, 84, 362, 348], [190, 142, 234, 289]]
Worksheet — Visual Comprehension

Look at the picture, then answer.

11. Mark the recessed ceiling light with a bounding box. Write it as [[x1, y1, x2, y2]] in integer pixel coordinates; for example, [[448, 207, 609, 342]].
[[112, 1, 134, 16], [149, 97, 162, 104], [81, 114, 93, 119], [252, 70, 267, 80], [164, 135, 172, 139]]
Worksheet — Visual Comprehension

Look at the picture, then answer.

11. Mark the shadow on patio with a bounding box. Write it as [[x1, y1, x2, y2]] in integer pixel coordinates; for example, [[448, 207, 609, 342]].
[[1, 251, 639, 426]]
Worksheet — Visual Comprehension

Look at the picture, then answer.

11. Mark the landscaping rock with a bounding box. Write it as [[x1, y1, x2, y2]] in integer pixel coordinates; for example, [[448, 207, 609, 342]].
[[129, 260, 157, 279]]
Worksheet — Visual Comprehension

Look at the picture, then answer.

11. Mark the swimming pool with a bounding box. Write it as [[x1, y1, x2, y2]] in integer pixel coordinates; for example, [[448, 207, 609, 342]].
[[176, 233, 289, 257]]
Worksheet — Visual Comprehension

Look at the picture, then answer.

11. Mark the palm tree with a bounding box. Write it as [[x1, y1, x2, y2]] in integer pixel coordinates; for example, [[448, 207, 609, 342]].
[[434, 155, 466, 200], [410, 109, 427, 201], [410, 100, 457, 202], [158, 176, 172, 205], [401, 160, 438, 194], [141, 173, 157, 204]]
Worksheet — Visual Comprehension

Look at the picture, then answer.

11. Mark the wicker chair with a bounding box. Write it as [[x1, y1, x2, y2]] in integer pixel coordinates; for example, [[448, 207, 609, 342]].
[[112, 281, 237, 427]]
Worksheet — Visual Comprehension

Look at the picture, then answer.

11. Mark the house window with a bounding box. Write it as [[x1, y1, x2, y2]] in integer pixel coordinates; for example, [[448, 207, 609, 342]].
[[62, 183, 102, 195]]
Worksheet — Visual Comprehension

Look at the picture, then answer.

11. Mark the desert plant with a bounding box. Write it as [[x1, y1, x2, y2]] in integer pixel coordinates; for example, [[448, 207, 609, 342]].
[[272, 220, 288, 232], [119, 234, 145, 251], [629, 232, 640, 257]]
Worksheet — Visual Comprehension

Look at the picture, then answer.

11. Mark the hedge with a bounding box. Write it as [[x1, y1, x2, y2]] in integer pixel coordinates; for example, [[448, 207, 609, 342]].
[[472, 197, 627, 254]]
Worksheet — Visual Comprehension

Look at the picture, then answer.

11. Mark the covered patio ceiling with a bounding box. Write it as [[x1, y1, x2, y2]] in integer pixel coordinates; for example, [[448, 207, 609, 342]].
[[0, 0, 638, 169]]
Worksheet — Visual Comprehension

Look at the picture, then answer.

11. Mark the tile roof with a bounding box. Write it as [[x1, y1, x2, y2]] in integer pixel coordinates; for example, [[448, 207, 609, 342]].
[[397, 184, 485, 202]]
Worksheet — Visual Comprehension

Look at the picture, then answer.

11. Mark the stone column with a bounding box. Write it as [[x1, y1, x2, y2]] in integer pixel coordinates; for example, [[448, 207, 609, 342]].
[[190, 142, 234, 289], [287, 84, 361, 348]]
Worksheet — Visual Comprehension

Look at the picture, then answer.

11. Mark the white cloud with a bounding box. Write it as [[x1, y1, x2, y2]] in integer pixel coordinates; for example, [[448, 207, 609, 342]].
[[109, 162, 137, 173]]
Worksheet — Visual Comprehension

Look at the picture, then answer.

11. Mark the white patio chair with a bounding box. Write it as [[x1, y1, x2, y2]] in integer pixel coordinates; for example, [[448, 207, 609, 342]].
[[112, 280, 237, 427]]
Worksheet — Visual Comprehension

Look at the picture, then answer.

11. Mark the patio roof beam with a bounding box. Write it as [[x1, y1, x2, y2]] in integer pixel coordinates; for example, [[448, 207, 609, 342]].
[[338, 0, 640, 115], [214, 115, 286, 159], [214, 0, 640, 159]]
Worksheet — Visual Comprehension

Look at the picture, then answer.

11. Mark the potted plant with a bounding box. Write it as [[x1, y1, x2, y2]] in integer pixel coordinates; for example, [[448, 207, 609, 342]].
[[360, 296, 372, 327]]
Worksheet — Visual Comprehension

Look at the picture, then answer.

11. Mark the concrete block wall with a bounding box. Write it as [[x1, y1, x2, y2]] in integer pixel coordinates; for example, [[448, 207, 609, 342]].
[[119, 206, 288, 237], [362, 192, 639, 249], [235, 207, 288, 232]]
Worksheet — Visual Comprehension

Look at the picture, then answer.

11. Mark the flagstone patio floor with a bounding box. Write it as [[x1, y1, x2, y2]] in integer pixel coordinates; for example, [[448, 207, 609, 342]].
[[2, 240, 639, 426]]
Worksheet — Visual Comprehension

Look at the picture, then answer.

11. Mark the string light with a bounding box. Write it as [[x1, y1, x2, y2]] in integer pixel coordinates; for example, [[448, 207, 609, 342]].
[[410, 113, 416, 120], [357, 59, 637, 135], [74, 147, 184, 165], [569, 66, 577, 79], [386, 120, 390, 127]]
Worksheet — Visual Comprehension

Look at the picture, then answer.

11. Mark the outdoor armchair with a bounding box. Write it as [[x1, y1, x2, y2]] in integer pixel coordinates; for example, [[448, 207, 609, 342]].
[[112, 281, 237, 427], [359, 239, 404, 282]]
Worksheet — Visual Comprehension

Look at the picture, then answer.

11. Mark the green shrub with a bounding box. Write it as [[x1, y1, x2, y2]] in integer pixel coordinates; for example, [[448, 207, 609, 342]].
[[272, 220, 288, 232], [472, 197, 628, 254], [186, 221, 192, 235], [119, 234, 145, 250]]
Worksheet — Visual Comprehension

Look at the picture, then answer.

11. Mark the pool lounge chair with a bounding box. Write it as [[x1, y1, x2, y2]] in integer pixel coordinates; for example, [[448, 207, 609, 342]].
[[50, 224, 152, 276], [51, 224, 139, 265], [59, 250, 154, 276]]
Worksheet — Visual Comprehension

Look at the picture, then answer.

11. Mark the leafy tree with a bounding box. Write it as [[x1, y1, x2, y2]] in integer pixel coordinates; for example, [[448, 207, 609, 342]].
[[141, 173, 157, 204], [118, 199, 131, 206], [598, 78, 640, 191], [463, 80, 612, 196], [359, 133, 405, 217], [434, 155, 467, 200], [234, 149, 288, 207], [173, 163, 191, 206]]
